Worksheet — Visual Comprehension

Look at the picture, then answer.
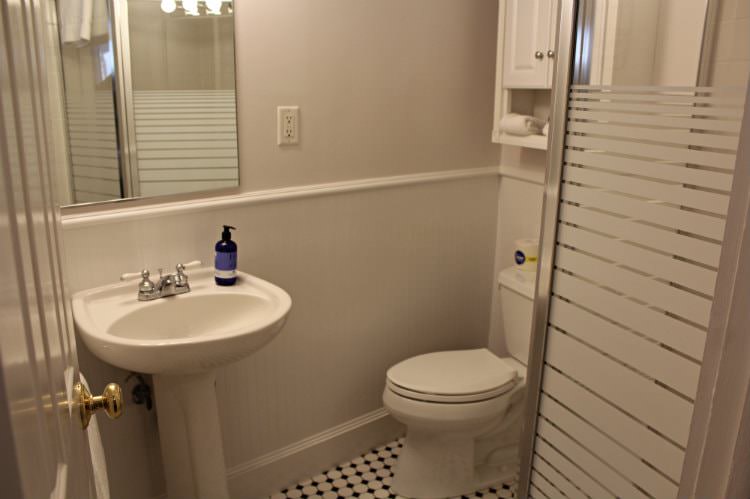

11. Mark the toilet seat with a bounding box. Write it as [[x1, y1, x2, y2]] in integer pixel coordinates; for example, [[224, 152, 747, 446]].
[[386, 349, 519, 404], [386, 378, 517, 403]]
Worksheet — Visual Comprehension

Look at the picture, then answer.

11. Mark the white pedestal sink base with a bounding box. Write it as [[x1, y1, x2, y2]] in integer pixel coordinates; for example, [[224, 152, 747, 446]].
[[72, 270, 291, 498], [154, 371, 229, 499]]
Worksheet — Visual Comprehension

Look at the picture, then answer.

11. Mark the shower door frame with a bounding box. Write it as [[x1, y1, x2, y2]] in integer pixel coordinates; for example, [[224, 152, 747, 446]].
[[516, 0, 750, 497], [109, 0, 140, 198], [679, 82, 750, 499], [515, 0, 577, 495]]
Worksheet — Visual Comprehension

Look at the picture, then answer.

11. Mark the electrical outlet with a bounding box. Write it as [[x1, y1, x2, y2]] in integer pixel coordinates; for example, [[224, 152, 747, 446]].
[[277, 106, 299, 145]]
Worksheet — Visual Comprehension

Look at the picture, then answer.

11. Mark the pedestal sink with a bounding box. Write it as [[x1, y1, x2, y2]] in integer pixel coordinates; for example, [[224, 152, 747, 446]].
[[73, 268, 292, 499]]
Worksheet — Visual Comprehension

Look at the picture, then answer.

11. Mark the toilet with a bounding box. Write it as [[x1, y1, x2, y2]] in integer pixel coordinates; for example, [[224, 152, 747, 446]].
[[383, 266, 535, 498]]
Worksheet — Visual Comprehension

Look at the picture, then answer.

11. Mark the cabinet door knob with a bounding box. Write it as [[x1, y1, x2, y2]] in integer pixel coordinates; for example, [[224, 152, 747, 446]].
[[535, 51, 544, 60], [547, 49, 555, 58]]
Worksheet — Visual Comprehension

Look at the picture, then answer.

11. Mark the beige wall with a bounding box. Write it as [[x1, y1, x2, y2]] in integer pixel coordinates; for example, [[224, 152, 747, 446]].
[[234, 0, 500, 191], [708, 0, 750, 87], [63, 1, 502, 498]]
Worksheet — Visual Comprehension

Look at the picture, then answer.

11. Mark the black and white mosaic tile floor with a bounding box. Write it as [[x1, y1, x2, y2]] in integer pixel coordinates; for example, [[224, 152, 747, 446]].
[[270, 438, 516, 499]]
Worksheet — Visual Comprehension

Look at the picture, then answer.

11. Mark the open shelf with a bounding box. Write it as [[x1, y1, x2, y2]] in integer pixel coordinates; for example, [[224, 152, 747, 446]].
[[494, 132, 548, 150]]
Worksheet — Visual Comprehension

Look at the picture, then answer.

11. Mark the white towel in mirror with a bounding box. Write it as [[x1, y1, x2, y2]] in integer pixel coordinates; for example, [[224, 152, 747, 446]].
[[59, 0, 108, 46]]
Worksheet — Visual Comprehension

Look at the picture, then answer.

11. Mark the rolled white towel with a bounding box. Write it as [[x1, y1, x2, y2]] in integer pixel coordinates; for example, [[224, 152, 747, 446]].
[[542, 121, 549, 136], [499, 113, 545, 136]]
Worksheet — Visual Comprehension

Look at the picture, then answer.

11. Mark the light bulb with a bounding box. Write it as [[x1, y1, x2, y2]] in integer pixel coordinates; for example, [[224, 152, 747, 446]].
[[182, 0, 198, 15], [206, 0, 222, 15], [160, 0, 176, 13]]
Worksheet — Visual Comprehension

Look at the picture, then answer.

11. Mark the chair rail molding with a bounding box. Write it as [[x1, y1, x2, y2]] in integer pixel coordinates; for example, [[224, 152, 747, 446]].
[[61, 166, 500, 229]]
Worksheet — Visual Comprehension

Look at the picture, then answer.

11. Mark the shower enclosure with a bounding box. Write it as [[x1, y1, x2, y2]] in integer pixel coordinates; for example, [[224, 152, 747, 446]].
[[517, 0, 749, 497]]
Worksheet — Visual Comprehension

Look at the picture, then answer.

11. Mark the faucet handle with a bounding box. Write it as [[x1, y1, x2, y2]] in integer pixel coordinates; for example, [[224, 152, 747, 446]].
[[120, 269, 150, 281], [121, 269, 156, 300], [175, 260, 201, 288], [138, 270, 156, 294], [176, 260, 202, 273]]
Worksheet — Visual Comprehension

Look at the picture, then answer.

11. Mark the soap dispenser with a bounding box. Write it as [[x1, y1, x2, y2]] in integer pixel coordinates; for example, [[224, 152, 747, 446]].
[[215, 225, 237, 286]]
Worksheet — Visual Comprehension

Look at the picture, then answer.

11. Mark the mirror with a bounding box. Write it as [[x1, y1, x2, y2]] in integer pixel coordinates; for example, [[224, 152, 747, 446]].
[[56, 0, 237, 206], [577, 0, 708, 87]]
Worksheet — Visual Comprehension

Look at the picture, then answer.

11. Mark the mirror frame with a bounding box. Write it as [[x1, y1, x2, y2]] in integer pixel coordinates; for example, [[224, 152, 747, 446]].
[[60, 0, 241, 213]]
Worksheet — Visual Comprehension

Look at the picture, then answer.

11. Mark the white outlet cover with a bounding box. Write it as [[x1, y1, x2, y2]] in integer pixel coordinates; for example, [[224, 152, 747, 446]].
[[277, 106, 299, 145]]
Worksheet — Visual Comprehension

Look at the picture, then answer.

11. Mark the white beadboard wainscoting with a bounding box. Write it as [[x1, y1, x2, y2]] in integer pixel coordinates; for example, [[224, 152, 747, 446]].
[[62, 170, 499, 498]]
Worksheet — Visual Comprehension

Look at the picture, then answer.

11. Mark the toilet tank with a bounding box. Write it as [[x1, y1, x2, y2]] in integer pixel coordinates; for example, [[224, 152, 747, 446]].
[[498, 267, 536, 365]]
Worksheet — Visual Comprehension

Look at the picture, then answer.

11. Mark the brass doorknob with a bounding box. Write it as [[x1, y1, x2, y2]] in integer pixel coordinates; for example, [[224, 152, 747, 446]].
[[74, 382, 124, 429]]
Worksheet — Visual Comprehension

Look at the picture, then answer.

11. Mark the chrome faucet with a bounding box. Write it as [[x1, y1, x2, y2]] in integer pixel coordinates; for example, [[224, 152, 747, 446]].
[[120, 261, 201, 301]]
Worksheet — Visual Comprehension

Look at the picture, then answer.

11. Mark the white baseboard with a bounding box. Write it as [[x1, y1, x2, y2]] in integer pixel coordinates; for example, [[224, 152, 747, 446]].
[[226, 407, 404, 499]]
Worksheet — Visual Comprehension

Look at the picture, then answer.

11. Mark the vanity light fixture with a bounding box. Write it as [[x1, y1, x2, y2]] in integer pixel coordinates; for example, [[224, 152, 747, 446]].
[[205, 0, 222, 15], [160, 0, 176, 13], [160, 0, 231, 17], [182, 0, 199, 15]]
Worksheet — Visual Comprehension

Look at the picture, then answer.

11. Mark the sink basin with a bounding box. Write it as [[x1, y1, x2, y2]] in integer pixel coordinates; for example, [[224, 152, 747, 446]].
[[73, 268, 291, 374], [72, 267, 292, 499]]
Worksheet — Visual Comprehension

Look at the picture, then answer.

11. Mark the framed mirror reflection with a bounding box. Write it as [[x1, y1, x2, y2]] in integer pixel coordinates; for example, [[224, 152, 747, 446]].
[[56, 0, 238, 206]]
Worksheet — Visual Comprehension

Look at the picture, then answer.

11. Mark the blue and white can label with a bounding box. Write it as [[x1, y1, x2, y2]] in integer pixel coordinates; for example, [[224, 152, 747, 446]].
[[514, 250, 526, 265]]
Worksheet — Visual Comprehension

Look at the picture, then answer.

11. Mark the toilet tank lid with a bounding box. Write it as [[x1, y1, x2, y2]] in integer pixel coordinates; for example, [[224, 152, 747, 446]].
[[498, 267, 536, 299], [387, 348, 517, 397]]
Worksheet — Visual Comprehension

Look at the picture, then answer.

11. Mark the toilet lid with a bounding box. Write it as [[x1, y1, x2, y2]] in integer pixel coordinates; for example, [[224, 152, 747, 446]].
[[386, 349, 518, 400]]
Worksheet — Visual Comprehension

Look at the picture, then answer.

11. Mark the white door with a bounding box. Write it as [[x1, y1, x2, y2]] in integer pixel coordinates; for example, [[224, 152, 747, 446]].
[[502, 0, 553, 88], [1, 0, 103, 497]]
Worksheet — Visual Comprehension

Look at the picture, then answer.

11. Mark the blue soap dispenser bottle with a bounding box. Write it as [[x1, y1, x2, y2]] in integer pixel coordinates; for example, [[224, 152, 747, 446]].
[[215, 225, 237, 286]]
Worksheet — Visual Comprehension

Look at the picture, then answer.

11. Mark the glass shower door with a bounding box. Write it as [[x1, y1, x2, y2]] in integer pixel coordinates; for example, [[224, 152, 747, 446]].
[[518, 1, 749, 497]]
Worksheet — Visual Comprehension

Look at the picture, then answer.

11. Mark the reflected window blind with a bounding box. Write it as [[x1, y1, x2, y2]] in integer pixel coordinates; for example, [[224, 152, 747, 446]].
[[66, 91, 120, 203], [529, 85, 745, 499], [133, 89, 238, 197]]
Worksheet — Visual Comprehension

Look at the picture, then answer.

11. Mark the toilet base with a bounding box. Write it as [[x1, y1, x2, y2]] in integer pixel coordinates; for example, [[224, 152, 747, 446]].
[[391, 431, 517, 498], [386, 384, 525, 498], [392, 430, 475, 498]]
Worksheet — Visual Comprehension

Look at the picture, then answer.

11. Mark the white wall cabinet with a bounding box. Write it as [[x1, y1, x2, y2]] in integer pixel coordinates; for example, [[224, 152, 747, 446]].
[[492, 0, 556, 149], [502, 0, 557, 89]]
